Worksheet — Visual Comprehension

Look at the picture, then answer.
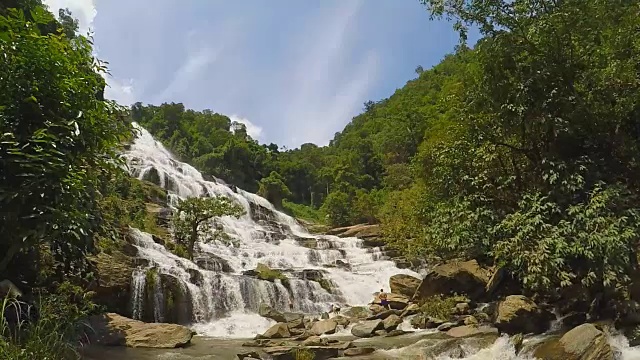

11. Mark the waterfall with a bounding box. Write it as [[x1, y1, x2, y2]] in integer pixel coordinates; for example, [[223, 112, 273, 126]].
[[130, 269, 145, 320], [122, 123, 418, 338]]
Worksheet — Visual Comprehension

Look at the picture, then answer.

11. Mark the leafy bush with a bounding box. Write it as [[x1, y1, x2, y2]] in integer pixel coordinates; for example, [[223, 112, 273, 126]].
[[418, 295, 468, 320], [282, 200, 324, 224], [0, 283, 97, 360], [258, 171, 292, 209], [320, 191, 352, 227]]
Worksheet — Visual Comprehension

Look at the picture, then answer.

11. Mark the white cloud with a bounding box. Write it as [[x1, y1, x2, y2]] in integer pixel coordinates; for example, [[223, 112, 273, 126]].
[[273, 0, 380, 146], [42, 0, 97, 35], [104, 76, 135, 105], [154, 46, 220, 104], [230, 115, 263, 141]]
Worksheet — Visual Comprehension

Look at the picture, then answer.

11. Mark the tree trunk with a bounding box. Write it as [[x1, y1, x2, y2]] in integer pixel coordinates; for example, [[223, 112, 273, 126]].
[[188, 223, 198, 260]]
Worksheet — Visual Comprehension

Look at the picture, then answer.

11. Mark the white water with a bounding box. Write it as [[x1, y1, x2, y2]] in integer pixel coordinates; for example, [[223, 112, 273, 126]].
[[123, 123, 418, 338]]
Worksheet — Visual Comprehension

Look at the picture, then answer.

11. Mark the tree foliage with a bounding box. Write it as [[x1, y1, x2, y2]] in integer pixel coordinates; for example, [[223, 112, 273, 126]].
[[258, 171, 292, 209], [172, 196, 245, 259], [0, 1, 131, 279]]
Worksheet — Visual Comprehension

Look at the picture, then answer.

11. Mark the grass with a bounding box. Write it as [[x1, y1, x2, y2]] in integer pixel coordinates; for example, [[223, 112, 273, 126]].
[[418, 294, 468, 320], [282, 200, 325, 224], [293, 347, 315, 360], [255, 263, 287, 282], [0, 283, 97, 360]]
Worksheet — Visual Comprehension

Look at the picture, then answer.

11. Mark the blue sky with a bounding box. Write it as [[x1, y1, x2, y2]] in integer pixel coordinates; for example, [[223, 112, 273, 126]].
[[43, 0, 477, 148]]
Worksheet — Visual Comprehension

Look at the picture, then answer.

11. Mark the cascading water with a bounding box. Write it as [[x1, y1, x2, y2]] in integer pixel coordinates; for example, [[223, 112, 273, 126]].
[[122, 123, 418, 337]]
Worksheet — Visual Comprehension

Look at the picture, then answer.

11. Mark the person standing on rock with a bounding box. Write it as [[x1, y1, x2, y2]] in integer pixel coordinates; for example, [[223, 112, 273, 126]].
[[288, 299, 294, 311], [378, 289, 390, 309]]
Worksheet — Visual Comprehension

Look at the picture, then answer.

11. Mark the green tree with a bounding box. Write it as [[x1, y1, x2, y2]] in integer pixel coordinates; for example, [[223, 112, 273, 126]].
[[0, 3, 131, 276], [172, 196, 245, 259], [257, 171, 292, 209], [321, 191, 351, 227], [414, 0, 640, 300]]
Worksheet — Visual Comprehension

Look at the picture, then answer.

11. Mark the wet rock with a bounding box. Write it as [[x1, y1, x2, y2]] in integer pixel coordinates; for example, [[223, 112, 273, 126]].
[[494, 295, 552, 335], [382, 314, 403, 331], [284, 312, 305, 329], [259, 304, 287, 323], [343, 306, 372, 319], [300, 269, 325, 282], [195, 254, 232, 272], [351, 319, 384, 338], [427, 317, 447, 329], [303, 336, 326, 346], [158, 273, 193, 324], [369, 304, 386, 314], [321, 312, 330, 320], [335, 259, 352, 270], [510, 333, 524, 355], [437, 322, 457, 332], [242, 339, 269, 347], [374, 329, 388, 336], [386, 329, 410, 337], [310, 319, 337, 336], [237, 350, 261, 359], [413, 260, 492, 302], [264, 345, 340, 360], [455, 302, 471, 315], [446, 325, 498, 338], [410, 314, 428, 329], [295, 237, 319, 249], [326, 224, 380, 239], [262, 323, 291, 339], [464, 315, 479, 326], [389, 274, 422, 298], [333, 315, 350, 327], [400, 303, 420, 317], [87, 313, 192, 348], [343, 347, 375, 356], [89, 250, 136, 317], [187, 269, 204, 286], [367, 309, 402, 320], [534, 323, 613, 360]]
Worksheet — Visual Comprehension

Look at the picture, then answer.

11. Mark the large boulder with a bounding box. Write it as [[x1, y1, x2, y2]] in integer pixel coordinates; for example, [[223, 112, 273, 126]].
[[534, 324, 613, 360], [494, 295, 552, 334], [259, 304, 287, 323], [90, 249, 137, 317], [194, 254, 232, 272], [446, 325, 498, 338], [382, 314, 403, 331], [310, 319, 337, 336], [158, 273, 193, 324], [87, 313, 192, 348], [262, 323, 291, 339], [413, 260, 492, 301], [351, 320, 384, 338], [343, 306, 371, 319], [370, 293, 410, 310], [389, 274, 421, 298], [283, 312, 305, 329]]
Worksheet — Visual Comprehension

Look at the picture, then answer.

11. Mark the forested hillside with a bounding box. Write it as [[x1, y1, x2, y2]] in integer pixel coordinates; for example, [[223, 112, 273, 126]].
[[138, 0, 640, 301]]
